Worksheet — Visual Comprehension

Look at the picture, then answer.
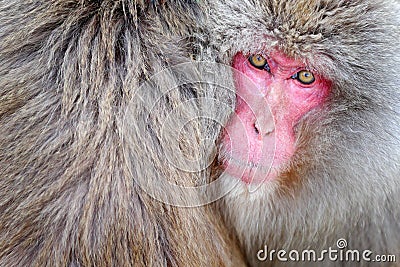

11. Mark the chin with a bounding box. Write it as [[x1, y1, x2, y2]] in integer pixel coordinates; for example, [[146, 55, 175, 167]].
[[217, 171, 280, 197], [218, 148, 293, 186], [215, 172, 278, 259]]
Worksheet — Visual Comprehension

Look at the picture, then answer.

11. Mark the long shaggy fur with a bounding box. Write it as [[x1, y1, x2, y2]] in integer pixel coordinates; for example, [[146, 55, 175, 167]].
[[208, 0, 400, 266], [0, 1, 244, 266]]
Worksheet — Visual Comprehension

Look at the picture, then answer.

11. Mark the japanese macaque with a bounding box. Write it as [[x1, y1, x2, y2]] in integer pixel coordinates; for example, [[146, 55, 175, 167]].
[[0, 1, 245, 266], [209, 0, 400, 266]]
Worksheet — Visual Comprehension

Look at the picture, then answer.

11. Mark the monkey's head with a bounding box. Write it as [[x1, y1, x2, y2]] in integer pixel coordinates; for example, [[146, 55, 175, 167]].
[[212, 0, 400, 187], [210, 0, 400, 261], [214, 0, 351, 187]]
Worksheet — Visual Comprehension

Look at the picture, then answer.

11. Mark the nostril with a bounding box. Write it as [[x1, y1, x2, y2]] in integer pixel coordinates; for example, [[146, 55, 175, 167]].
[[253, 122, 260, 135], [253, 120, 275, 136]]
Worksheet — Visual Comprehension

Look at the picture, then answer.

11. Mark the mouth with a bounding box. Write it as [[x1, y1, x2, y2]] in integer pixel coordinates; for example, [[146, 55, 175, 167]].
[[218, 153, 277, 184]]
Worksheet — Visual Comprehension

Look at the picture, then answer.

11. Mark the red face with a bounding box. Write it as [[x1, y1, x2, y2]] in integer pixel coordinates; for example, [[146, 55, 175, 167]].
[[220, 52, 331, 184]]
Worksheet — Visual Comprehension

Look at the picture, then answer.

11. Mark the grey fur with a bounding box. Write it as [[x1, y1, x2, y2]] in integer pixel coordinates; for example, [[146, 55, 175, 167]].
[[208, 0, 400, 266], [0, 1, 245, 266]]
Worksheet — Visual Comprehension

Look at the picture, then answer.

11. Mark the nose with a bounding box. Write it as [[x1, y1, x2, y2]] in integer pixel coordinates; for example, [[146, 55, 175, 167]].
[[237, 94, 275, 137], [253, 112, 275, 136]]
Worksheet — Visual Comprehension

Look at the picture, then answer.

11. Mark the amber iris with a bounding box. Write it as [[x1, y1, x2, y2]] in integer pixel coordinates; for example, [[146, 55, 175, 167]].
[[293, 70, 315, 85], [248, 54, 270, 71]]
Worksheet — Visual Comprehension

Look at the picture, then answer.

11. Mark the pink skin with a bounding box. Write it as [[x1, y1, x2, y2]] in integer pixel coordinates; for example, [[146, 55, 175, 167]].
[[221, 52, 331, 184]]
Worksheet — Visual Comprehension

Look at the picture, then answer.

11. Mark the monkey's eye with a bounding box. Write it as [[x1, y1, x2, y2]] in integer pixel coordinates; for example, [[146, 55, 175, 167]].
[[248, 54, 271, 72], [292, 70, 315, 85]]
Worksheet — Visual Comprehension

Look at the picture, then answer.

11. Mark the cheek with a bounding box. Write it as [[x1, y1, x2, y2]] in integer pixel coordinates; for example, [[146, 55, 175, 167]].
[[283, 80, 331, 123], [232, 53, 271, 97]]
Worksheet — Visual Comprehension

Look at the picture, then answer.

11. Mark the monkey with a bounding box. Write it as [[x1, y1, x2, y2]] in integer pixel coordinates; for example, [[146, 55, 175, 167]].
[[206, 0, 400, 266], [0, 1, 246, 266]]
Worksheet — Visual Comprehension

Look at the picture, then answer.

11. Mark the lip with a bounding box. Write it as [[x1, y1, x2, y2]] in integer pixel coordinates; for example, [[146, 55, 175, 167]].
[[220, 154, 276, 184]]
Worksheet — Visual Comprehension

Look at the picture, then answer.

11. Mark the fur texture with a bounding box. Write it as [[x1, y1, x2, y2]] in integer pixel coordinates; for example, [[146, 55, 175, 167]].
[[0, 1, 244, 266], [208, 0, 400, 266]]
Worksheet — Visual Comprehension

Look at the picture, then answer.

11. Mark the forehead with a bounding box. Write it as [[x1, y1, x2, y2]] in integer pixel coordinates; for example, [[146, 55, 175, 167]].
[[211, 0, 388, 77]]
